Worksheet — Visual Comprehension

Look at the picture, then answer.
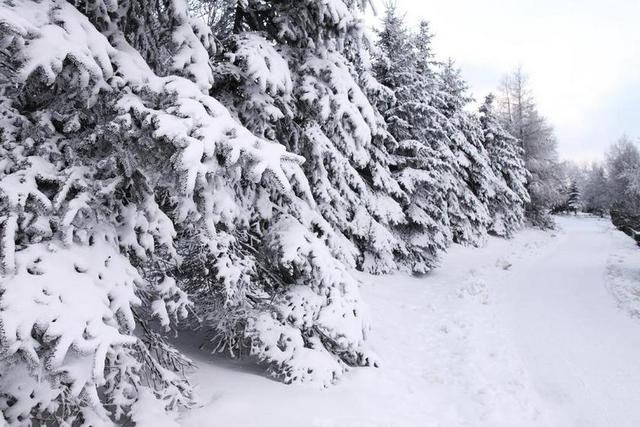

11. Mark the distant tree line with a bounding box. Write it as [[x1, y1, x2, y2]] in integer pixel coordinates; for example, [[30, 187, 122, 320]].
[[555, 136, 640, 242]]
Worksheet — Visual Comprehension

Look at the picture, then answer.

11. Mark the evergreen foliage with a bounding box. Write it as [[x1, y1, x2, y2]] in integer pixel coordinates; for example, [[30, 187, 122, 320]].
[[437, 59, 497, 245], [372, 7, 527, 257], [479, 94, 530, 236], [210, 0, 411, 275], [373, 11, 456, 270], [566, 181, 582, 214], [0, 0, 369, 422], [0, 0, 539, 423]]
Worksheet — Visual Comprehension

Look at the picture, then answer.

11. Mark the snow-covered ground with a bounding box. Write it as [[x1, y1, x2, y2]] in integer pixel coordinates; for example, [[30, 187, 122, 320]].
[[180, 216, 640, 427]]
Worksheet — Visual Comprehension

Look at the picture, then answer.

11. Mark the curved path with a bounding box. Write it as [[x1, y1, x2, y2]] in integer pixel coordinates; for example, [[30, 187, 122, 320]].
[[499, 216, 640, 427], [182, 216, 640, 427]]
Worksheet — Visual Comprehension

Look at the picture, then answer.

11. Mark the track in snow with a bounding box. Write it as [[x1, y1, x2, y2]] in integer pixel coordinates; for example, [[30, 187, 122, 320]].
[[181, 216, 640, 427]]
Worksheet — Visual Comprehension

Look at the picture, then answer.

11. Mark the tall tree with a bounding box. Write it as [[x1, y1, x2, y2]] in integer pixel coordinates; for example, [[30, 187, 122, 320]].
[[497, 67, 560, 227], [479, 94, 530, 237], [373, 11, 455, 270], [438, 59, 497, 244]]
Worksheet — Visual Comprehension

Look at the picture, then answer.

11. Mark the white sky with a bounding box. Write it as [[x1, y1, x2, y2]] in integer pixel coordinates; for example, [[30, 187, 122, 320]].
[[365, 0, 640, 163]]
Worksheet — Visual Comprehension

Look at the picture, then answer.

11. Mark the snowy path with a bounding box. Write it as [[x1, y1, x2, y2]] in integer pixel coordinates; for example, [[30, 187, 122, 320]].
[[499, 216, 640, 427], [180, 216, 640, 427]]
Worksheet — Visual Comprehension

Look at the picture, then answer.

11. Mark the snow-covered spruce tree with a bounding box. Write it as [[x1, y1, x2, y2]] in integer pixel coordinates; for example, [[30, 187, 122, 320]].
[[0, 1, 200, 422], [0, 0, 372, 423], [372, 12, 456, 270], [437, 59, 497, 245], [566, 181, 582, 214], [101, 0, 376, 386], [479, 94, 529, 237], [209, 0, 415, 273]]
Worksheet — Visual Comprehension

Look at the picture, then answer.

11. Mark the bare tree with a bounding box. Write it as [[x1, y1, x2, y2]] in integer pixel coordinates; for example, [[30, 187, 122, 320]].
[[497, 67, 561, 227]]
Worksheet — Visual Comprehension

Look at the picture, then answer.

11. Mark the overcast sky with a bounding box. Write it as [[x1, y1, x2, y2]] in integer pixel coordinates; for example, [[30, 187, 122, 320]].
[[365, 0, 640, 163]]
